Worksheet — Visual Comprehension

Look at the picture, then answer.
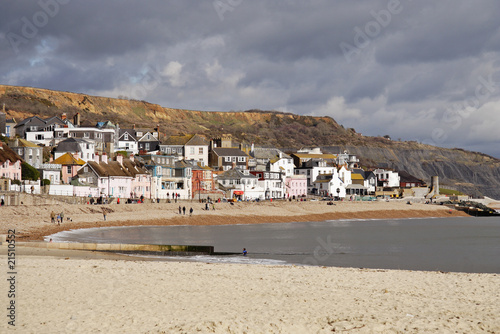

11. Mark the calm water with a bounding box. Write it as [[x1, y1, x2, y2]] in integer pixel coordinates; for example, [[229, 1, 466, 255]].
[[48, 217, 500, 273]]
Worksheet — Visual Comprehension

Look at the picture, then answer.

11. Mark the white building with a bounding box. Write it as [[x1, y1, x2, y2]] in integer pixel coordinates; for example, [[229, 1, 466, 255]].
[[295, 160, 336, 194], [313, 168, 348, 198], [54, 138, 95, 162], [269, 152, 294, 178], [116, 129, 139, 155], [26, 130, 54, 146], [336, 150, 360, 169], [374, 169, 400, 188]]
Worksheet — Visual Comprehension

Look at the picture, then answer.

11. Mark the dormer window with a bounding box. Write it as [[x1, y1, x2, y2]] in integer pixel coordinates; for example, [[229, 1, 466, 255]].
[[124, 134, 129, 140]]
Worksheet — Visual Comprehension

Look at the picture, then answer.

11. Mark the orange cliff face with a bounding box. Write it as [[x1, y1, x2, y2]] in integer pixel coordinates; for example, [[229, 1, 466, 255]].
[[0, 84, 347, 142]]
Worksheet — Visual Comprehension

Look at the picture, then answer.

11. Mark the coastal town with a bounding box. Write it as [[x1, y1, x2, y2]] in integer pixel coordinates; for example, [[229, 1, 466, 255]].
[[1, 111, 447, 204]]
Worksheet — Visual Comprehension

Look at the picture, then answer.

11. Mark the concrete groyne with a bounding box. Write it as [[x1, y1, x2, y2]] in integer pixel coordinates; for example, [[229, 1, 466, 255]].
[[0, 237, 214, 256]]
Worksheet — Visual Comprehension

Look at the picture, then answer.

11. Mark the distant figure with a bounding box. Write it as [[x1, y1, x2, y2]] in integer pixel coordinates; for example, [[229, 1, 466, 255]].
[[49, 238, 52, 243], [60, 211, 64, 222], [102, 208, 107, 221], [178, 206, 182, 214], [117, 198, 120, 204], [31, 186, 34, 194], [182, 206, 186, 215], [56, 213, 61, 225], [243, 248, 247, 256], [50, 211, 56, 223], [1, 198, 4, 206], [189, 207, 193, 216], [212, 203, 215, 211], [205, 203, 209, 211]]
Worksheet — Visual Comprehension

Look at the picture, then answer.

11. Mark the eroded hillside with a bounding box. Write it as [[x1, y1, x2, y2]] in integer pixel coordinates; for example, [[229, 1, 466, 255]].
[[1, 84, 499, 199]]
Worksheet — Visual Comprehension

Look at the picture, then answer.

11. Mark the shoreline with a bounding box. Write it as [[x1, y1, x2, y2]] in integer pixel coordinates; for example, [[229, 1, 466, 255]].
[[4, 200, 468, 241]]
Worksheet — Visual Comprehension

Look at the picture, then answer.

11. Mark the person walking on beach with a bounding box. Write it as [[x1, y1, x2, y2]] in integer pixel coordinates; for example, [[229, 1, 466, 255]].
[[60, 211, 64, 223], [102, 208, 107, 221], [243, 248, 248, 256], [178, 206, 182, 214], [56, 213, 61, 225], [50, 211, 56, 224], [189, 207, 193, 216], [182, 206, 186, 215]]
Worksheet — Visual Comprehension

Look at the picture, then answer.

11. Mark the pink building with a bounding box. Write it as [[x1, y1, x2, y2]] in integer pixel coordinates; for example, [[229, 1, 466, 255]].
[[75, 154, 150, 199], [285, 174, 308, 198], [0, 143, 22, 181], [52, 152, 85, 184], [122, 155, 151, 199]]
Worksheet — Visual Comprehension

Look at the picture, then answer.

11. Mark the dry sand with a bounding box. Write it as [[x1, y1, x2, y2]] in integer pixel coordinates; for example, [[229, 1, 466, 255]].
[[1, 199, 499, 333], [0, 250, 498, 333]]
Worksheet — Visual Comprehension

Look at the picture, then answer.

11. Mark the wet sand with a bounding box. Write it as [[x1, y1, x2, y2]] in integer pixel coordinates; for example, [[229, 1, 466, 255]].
[[4, 199, 467, 241]]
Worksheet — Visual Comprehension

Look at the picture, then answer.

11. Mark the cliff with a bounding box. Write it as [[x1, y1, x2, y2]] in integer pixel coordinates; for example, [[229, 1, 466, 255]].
[[1, 84, 499, 199]]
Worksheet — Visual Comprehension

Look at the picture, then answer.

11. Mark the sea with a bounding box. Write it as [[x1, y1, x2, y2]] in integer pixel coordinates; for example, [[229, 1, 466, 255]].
[[47, 217, 500, 273]]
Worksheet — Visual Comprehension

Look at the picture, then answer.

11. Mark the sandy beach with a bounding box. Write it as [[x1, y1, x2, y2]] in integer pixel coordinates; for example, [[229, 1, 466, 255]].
[[0, 250, 499, 333], [1, 198, 499, 333]]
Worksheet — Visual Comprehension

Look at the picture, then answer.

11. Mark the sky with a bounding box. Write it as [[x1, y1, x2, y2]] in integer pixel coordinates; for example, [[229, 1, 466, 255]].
[[1, 0, 500, 158]]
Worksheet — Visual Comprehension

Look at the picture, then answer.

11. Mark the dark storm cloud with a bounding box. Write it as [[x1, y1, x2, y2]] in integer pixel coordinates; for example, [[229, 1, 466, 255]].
[[1, 0, 499, 157]]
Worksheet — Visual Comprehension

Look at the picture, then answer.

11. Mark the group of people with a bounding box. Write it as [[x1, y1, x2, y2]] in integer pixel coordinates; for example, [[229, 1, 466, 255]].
[[50, 211, 65, 225], [168, 193, 182, 203], [178, 206, 193, 216]]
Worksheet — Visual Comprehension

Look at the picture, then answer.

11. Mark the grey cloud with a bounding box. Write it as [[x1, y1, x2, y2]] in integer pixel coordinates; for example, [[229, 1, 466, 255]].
[[1, 0, 500, 158]]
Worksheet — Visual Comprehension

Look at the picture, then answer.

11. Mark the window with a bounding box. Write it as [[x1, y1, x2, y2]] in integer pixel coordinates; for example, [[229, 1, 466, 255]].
[[67, 166, 71, 173], [190, 147, 195, 155], [145, 143, 150, 150], [232, 157, 236, 162], [124, 134, 128, 140], [166, 148, 171, 154], [84, 132, 90, 138], [238, 157, 245, 162], [225, 157, 231, 162], [199, 147, 203, 154]]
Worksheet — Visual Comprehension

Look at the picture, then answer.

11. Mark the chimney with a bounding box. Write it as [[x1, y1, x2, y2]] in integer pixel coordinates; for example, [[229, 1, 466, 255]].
[[73, 152, 80, 160], [154, 124, 159, 138], [116, 154, 123, 165], [61, 113, 67, 120], [73, 113, 81, 127], [133, 124, 136, 130], [102, 153, 108, 163], [129, 154, 134, 162], [95, 154, 100, 163]]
